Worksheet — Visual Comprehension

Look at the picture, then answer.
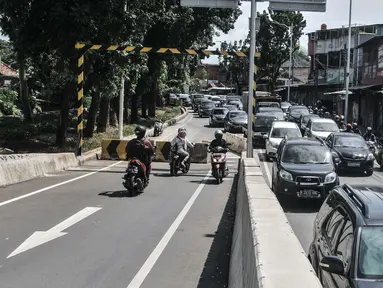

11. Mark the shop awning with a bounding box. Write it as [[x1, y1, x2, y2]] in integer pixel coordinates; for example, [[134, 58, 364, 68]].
[[323, 90, 354, 95], [349, 83, 383, 91]]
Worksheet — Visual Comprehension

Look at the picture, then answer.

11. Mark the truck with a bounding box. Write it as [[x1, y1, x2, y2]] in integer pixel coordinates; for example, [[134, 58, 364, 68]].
[[241, 91, 282, 112]]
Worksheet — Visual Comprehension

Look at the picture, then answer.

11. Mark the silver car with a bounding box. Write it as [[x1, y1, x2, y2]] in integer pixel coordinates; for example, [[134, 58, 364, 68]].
[[209, 108, 228, 127]]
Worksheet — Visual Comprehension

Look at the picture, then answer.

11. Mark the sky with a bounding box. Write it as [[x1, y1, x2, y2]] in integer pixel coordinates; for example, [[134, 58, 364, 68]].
[[203, 0, 383, 65]]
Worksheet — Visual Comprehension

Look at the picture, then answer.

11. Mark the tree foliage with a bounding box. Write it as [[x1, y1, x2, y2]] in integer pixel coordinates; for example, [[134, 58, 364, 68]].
[[219, 9, 306, 92]]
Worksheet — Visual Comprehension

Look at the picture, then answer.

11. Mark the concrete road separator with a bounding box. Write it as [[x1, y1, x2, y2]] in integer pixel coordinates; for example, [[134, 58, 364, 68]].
[[101, 139, 155, 160], [0, 161, 122, 208], [228, 156, 323, 288], [153, 141, 208, 163], [226, 133, 247, 154], [126, 170, 212, 288]]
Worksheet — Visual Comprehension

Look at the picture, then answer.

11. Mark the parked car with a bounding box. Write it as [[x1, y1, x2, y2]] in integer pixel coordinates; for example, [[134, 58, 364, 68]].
[[309, 184, 383, 288], [305, 118, 339, 140], [325, 132, 375, 176], [198, 100, 215, 117], [299, 114, 320, 134], [265, 121, 301, 160], [209, 108, 228, 127], [287, 105, 310, 123], [224, 110, 248, 133], [271, 137, 339, 200]]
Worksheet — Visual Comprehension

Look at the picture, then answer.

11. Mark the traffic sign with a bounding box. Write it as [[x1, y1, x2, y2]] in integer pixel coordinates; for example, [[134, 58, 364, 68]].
[[269, 0, 326, 12], [180, 0, 238, 8]]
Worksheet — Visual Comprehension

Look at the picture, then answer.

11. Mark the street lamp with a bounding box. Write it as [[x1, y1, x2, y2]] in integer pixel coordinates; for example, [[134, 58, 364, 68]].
[[268, 18, 293, 102], [344, 0, 352, 124]]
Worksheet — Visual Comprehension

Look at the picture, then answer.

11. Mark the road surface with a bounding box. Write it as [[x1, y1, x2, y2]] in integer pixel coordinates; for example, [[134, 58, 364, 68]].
[[255, 148, 383, 254], [0, 114, 238, 288]]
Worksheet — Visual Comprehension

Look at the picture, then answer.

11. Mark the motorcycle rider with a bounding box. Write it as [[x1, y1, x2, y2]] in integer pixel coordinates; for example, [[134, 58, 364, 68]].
[[363, 127, 377, 142], [170, 128, 194, 168], [126, 125, 155, 183], [345, 123, 354, 133], [352, 122, 362, 135], [209, 130, 229, 176], [334, 115, 344, 129]]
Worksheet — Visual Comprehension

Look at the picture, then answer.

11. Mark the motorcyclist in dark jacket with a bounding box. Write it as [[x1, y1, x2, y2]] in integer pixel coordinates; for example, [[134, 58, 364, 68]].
[[363, 127, 376, 142], [209, 130, 229, 176], [126, 125, 155, 182], [352, 122, 362, 135], [345, 123, 354, 133]]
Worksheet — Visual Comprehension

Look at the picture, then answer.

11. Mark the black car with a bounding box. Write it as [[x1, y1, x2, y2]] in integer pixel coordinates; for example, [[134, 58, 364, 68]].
[[271, 137, 339, 200], [257, 107, 285, 120], [223, 110, 248, 133], [198, 100, 215, 117], [287, 105, 310, 123], [299, 114, 320, 134], [252, 113, 277, 147], [325, 132, 375, 176], [309, 184, 383, 288]]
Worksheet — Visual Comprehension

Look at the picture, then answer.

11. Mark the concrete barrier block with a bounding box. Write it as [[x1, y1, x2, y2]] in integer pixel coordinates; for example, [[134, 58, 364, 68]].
[[153, 141, 208, 163], [190, 143, 208, 163], [244, 166, 262, 176], [243, 158, 260, 167], [0, 153, 78, 187]]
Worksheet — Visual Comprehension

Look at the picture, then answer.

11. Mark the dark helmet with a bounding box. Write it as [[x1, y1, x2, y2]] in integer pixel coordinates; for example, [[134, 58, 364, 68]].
[[134, 125, 146, 139], [215, 129, 223, 140]]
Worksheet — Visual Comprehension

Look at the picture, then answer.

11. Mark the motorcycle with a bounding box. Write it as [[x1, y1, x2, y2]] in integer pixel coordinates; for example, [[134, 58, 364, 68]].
[[169, 146, 192, 176], [122, 158, 149, 197], [209, 146, 229, 184], [153, 120, 164, 137], [367, 140, 383, 168]]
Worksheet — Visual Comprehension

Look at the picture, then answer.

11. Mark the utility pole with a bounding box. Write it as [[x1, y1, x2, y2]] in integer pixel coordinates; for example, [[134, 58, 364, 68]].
[[287, 25, 293, 102], [344, 0, 352, 124], [119, 1, 128, 140]]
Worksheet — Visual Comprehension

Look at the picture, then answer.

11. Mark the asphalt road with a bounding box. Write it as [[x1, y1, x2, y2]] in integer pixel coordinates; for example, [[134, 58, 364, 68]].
[[255, 148, 383, 254], [0, 113, 239, 288]]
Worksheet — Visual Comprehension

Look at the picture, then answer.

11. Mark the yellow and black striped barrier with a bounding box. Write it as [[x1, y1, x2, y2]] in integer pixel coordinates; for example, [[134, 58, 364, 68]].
[[101, 139, 155, 160], [253, 52, 261, 137], [77, 54, 84, 156], [75, 43, 246, 57]]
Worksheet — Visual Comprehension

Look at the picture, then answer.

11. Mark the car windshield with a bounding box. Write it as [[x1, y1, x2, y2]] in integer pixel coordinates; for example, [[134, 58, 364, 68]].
[[358, 227, 383, 279], [267, 111, 284, 120], [334, 136, 367, 148], [201, 102, 214, 108], [312, 122, 339, 132], [224, 105, 236, 111], [229, 101, 241, 105], [230, 112, 247, 119], [270, 127, 301, 138], [302, 115, 319, 124], [290, 107, 309, 114], [282, 145, 332, 164], [254, 116, 276, 127], [213, 109, 226, 115], [259, 103, 280, 108]]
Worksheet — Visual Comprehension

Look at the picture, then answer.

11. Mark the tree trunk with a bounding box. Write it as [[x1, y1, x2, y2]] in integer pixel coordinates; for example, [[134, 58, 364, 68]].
[[109, 97, 118, 127], [18, 53, 33, 122], [147, 55, 161, 117], [55, 83, 71, 147], [124, 82, 129, 123], [84, 86, 101, 138], [141, 92, 147, 118], [97, 97, 110, 133], [131, 94, 138, 123]]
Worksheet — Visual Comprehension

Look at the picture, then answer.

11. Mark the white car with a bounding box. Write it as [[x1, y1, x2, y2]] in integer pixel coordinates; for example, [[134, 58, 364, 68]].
[[304, 118, 339, 140], [265, 121, 302, 160]]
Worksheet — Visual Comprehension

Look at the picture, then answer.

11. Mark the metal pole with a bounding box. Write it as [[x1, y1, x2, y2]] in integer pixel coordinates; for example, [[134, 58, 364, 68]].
[[344, 0, 352, 124], [287, 25, 293, 102], [247, 0, 256, 158], [119, 1, 127, 140], [119, 75, 124, 139], [77, 54, 84, 156]]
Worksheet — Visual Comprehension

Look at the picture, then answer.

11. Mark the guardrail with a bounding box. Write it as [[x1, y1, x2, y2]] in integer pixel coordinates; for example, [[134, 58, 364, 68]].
[[228, 151, 323, 287]]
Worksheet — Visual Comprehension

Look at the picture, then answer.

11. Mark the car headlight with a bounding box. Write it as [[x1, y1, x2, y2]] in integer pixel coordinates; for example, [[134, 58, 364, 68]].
[[367, 153, 375, 161], [324, 172, 337, 184], [279, 169, 293, 181]]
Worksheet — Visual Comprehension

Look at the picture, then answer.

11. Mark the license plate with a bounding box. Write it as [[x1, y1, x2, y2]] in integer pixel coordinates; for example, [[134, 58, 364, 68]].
[[128, 167, 138, 173], [298, 190, 320, 198], [347, 162, 360, 167]]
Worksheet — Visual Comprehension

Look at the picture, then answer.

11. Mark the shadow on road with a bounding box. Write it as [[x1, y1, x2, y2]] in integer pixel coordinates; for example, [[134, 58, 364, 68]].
[[98, 191, 139, 198], [277, 195, 322, 214], [154, 173, 209, 178], [196, 173, 238, 288], [67, 169, 124, 174]]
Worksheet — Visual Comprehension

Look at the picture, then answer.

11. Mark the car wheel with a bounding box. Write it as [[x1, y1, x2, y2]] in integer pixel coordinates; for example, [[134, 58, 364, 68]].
[[366, 168, 374, 176]]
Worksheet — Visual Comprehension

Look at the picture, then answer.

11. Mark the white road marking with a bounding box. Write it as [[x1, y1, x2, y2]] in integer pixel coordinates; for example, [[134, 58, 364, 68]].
[[7, 207, 102, 258], [0, 161, 122, 208], [157, 114, 193, 141], [126, 170, 212, 288]]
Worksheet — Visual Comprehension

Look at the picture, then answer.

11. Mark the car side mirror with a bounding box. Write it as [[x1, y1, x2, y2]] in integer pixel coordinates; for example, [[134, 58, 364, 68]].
[[319, 256, 344, 275], [332, 152, 340, 164]]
